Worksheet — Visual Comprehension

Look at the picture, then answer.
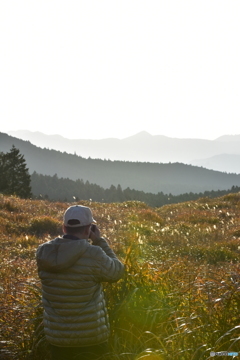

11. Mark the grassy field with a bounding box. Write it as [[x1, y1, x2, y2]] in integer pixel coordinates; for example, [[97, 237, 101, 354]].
[[0, 194, 239, 360]]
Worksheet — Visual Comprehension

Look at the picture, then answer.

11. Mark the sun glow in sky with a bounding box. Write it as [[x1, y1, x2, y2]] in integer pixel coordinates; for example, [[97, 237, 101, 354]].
[[1, 1, 240, 140]]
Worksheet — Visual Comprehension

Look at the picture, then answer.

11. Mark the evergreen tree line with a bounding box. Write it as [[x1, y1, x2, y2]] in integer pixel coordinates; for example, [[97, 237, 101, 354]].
[[0, 145, 32, 198], [31, 171, 240, 207]]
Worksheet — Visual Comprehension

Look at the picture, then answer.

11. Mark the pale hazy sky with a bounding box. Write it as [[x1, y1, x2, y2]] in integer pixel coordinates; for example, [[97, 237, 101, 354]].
[[1, 1, 240, 140]]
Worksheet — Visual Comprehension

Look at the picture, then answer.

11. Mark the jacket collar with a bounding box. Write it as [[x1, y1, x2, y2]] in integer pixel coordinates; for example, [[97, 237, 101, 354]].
[[63, 234, 81, 240]]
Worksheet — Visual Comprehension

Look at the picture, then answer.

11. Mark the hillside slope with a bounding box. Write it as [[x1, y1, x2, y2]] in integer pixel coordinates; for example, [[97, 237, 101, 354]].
[[7, 130, 240, 173], [1, 132, 240, 195]]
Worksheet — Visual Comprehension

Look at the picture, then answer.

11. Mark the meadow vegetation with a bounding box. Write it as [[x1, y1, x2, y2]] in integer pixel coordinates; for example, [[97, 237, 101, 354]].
[[0, 194, 239, 360]]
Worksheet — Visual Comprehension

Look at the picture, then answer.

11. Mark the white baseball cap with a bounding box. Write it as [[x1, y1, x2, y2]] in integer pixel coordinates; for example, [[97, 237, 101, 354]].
[[63, 205, 96, 227]]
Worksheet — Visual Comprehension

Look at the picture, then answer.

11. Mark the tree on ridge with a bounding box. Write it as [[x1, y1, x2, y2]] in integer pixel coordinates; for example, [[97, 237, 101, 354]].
[[0, 145, 32, 198]]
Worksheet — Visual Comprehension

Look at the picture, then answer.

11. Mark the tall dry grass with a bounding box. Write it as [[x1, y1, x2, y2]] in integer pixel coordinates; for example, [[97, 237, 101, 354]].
[[0, 194, 239, 360]]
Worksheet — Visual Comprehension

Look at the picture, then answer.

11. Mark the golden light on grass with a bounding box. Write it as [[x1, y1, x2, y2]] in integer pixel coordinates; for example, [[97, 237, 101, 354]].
[[135, 353, 165, 360], [0, 194, 240, 359]]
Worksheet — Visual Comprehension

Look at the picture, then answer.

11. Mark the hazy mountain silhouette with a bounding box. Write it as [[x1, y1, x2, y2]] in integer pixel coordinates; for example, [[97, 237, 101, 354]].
[[7, 130, 240, 173], [216, 135, 240, 142], [1, 132, 240, 195], [191, 154, 240, 173]]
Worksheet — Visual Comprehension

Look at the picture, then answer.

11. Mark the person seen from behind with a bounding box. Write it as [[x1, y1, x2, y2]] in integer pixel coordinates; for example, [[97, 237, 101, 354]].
[[36, 205, 125, 360]]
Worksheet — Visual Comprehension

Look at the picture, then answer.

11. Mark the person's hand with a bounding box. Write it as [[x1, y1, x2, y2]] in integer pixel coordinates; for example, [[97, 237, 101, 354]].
[[89, 224, 101, 244]]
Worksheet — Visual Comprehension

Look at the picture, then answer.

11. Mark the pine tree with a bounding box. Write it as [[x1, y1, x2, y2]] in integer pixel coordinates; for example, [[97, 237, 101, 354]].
[[0, 145, 32, 198], [0, 152, 8, 193]]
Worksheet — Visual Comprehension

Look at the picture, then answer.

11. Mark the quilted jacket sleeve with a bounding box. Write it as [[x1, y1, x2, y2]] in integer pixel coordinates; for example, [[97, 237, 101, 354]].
[[93, 237, 125, 282]]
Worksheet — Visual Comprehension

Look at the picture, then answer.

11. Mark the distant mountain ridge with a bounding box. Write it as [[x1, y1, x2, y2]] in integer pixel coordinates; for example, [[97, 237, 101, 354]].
[[191, 154, 240, 173], [1, 132, 240, 196], [216, 135, 240, 142], [7, 130, 240, 174]]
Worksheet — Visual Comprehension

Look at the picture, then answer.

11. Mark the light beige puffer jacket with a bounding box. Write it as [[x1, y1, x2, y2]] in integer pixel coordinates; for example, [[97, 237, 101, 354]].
[[36, 235, 124, 347]]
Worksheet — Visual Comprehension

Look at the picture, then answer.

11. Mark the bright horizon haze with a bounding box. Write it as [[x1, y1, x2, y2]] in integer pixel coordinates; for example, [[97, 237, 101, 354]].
[[1, 1, 240, 140]]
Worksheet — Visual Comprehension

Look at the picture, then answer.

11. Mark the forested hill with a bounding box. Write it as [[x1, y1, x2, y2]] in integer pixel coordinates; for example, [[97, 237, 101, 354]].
[[1, 132, 240, 195]]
